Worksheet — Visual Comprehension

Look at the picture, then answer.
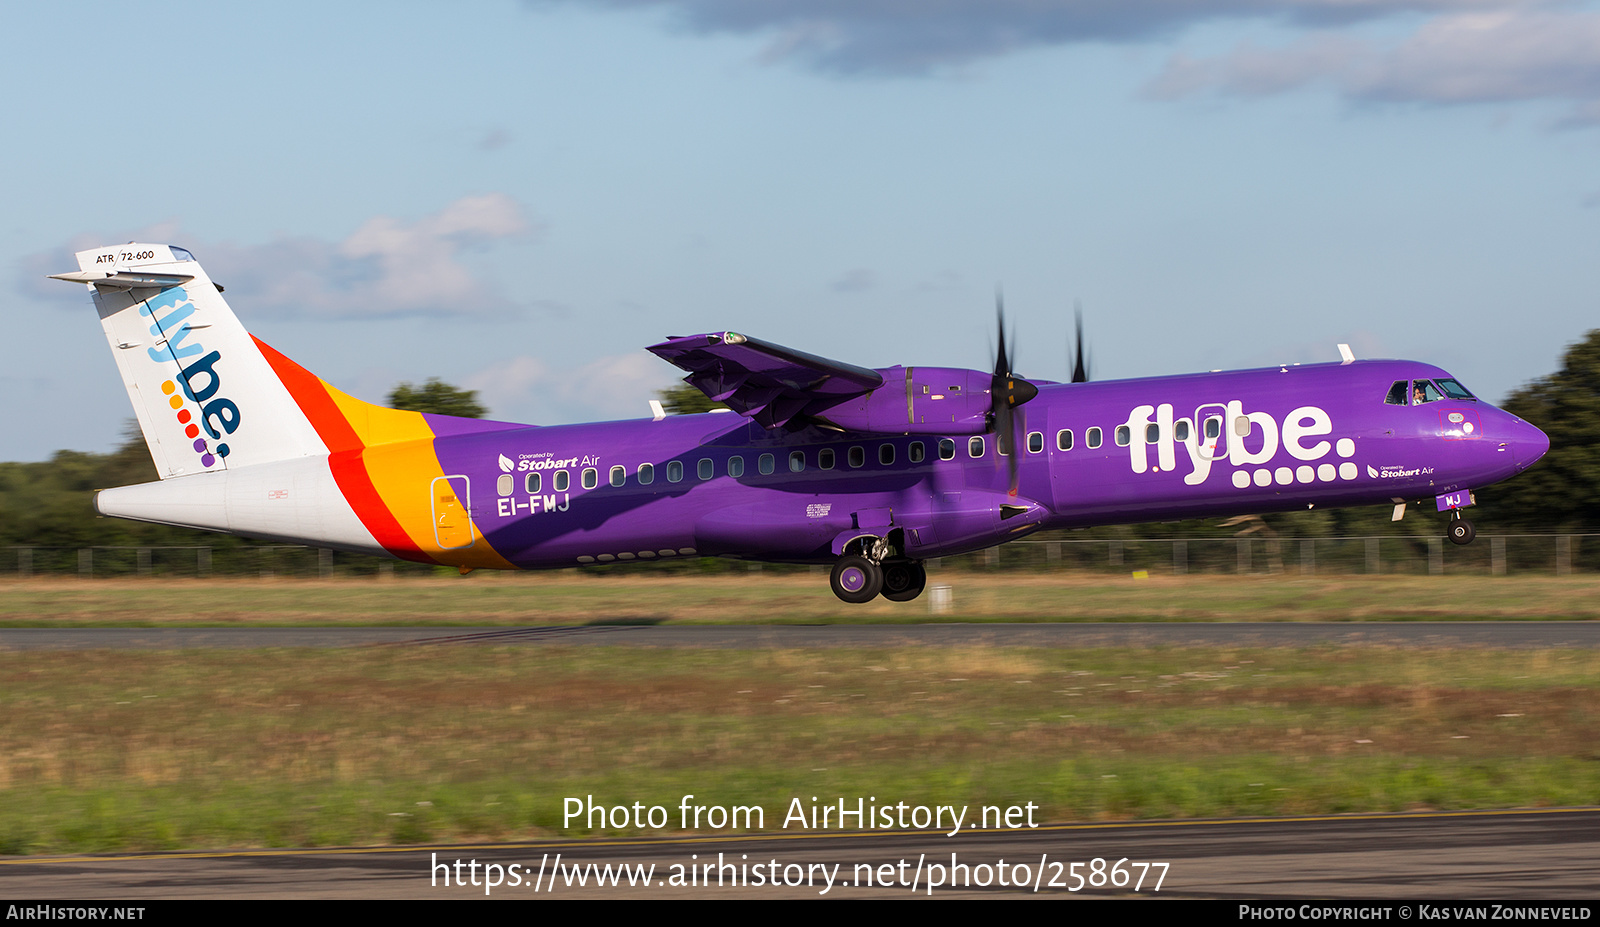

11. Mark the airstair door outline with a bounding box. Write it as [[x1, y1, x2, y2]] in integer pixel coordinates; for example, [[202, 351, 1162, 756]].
[[431, 475, 477, 550]]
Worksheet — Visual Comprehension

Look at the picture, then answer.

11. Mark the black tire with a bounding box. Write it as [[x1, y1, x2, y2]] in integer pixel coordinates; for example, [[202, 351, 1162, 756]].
[[1448, 518, 1476, 546], [881, 561, 927, 602], [830, 555, 883, 604]]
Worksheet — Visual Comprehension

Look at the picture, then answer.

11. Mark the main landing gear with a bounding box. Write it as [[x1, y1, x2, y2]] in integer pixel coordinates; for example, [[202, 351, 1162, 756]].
[[1447, 509, 1476, 546], [829, 541, 927, 604], [880, 560, 928, 602]]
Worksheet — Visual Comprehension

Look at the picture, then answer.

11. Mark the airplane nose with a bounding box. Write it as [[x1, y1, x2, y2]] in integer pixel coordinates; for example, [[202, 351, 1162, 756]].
[[1508, 416, 1550, 472]]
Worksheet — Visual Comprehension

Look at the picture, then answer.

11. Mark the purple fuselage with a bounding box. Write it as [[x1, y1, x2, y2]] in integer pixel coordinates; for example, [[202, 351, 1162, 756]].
[[433, 359, 1549, 568]]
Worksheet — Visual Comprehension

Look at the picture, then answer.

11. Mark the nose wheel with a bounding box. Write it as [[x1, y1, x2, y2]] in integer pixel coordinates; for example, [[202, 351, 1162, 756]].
[[1447, 510, 1476, 546]]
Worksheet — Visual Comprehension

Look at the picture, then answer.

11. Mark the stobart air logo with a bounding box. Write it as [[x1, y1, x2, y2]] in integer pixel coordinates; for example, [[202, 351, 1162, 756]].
[[141, 287, 240, 469]]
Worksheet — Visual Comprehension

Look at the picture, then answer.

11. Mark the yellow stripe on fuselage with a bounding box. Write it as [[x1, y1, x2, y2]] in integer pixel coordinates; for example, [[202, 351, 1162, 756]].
[[325, 387, 516, 570]]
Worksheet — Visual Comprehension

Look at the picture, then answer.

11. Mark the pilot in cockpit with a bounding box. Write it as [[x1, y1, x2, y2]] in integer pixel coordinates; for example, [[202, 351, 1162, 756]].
[[1412, 380, 1444, 404]]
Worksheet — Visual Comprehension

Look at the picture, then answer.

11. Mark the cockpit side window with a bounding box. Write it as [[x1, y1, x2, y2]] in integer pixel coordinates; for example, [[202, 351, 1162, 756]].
[[1435, 378, 1475, 400], [1411, 380, 1444, 404], [1385, 380, 1409, 405]]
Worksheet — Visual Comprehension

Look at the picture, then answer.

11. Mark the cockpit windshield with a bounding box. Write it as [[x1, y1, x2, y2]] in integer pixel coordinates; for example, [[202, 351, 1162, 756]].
[[1387, 378, 1475, 405], [1412, 380, 1441, 404]]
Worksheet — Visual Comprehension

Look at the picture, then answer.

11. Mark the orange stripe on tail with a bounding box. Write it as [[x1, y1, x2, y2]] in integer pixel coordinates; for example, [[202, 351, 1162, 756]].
[[251, 336, 437, 563]]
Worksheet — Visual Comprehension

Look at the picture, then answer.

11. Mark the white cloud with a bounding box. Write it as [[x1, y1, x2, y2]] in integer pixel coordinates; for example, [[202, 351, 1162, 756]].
[[23, 194, 539, 319], [465, 351, 679, 425], [1148, 9, 1600, 124], [528, 0, 1517, 75], [526, 0, 1600, 125]]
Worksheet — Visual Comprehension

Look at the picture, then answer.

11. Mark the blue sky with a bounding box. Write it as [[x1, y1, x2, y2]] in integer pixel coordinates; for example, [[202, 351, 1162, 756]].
[[5, 0, 1598, 460]]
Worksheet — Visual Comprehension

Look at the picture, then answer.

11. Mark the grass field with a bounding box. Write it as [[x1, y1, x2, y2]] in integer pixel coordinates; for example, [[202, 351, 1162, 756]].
[[2, 644, 1597, 853], [4, 572, 1600, 625], [4, 574, 1596, 855]]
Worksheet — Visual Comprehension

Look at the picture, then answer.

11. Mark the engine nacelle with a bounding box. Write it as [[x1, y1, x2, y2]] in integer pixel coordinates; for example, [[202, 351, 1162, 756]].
[[812, 366, 994, 435]]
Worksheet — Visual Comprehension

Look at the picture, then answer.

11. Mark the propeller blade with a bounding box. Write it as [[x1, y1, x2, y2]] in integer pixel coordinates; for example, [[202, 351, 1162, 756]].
[[992, 294, 1010, 382], [988, 294, 1037, 496], [1070, 302, 1090, 384]]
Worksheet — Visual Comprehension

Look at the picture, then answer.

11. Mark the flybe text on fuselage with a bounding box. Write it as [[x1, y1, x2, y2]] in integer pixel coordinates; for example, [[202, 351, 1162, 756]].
[[1116, 401, 1357, 488]]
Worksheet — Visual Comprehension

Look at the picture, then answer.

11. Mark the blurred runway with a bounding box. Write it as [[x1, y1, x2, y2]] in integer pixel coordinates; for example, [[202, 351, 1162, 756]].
[[3, 808, 1597, 899], [4, 621, 1600, 650]]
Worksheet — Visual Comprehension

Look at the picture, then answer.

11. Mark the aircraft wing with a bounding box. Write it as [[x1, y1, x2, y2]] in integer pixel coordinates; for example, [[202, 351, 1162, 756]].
[[648, 332, 885, 430]]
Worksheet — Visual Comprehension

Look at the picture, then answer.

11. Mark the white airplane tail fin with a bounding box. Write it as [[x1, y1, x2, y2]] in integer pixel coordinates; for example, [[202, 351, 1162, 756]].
[[53, 243, 328, 478]]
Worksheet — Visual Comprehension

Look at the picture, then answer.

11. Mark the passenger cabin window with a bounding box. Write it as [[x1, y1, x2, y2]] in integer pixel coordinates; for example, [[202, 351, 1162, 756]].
[[1056, 429, 1073, 451], [848, 446, 865, 468], [1204, 417, 1221, 440], [525, 472, 542, 494], [1027, 431, 1043, 454], [1174, 420, 1191, 442], [1385, 380, 1409, 405], [1087, 427, 1102, 449], [554, 470, 570, 492], [728, 456, 744, 477], [666, 461, 683, 483], [909, 441, 925, 463], [938, 438, 956, 460], [497, 474, 514, 497], [609, 465, 625, 487], [636, 463, 653, 485], [759, 453, 775, 475], [789, 451, 805, 472], [698, 458, 714, 480], [1115, 425, 1131, 447], [819, 448, 836, 470], [879, 444, 895, 466], [581, 468, 597, 490], [1145, 424, 1159, 444], [969, 436, 985, 458]]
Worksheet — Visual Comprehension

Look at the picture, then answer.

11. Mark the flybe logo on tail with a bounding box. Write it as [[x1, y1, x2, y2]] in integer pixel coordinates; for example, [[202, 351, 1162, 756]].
[[141, 287, 240, 468]]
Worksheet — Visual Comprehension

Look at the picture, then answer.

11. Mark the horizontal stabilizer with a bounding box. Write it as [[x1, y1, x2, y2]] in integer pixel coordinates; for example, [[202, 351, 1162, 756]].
[[49, 270, 195, 289]]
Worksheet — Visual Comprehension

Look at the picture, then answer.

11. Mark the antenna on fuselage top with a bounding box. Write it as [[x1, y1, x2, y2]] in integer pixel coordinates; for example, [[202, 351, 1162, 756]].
[[1337, 344, 1355, 364]]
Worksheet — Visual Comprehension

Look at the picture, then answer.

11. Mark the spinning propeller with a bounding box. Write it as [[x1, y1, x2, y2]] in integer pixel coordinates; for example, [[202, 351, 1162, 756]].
[[989, 296, 1038, 496], [1069, 302, 1091, 384]]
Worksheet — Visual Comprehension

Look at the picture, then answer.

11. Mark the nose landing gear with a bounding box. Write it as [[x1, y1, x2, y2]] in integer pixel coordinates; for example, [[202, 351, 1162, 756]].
[[1447, 509, 1476, 546]]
